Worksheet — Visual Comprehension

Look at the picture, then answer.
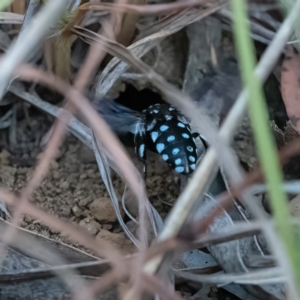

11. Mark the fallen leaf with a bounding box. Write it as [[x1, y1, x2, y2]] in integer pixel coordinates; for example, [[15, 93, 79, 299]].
[[281, 45, 300, 134]]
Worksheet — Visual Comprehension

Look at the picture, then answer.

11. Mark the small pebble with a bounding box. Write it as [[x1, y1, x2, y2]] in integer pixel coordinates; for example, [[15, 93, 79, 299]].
[[79, 217, 101, 235], [72, 205, 83, 217]]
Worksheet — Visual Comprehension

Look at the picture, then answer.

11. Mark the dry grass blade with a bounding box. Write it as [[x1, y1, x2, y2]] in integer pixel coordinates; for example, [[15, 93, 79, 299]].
[[0, 12, 23, 24], [177, 268, 284, 285], [94, 3, 226, 100], [136, 4, 225, 39], [0, 0, 68, 97], [8, 83, 93, 148], [91, 133, 141, 247], [92, 135, 163, 246], [251, 181, 300, 194], [144, 221, 267, 262], [86, 0, 222, 15], [117, 0, 146, 47], [19, 0, 42, 33]]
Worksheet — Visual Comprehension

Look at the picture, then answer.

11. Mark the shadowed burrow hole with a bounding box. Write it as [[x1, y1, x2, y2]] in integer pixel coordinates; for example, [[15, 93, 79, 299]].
[[115, 83, 164, 112], [113, 84, 165, 148]]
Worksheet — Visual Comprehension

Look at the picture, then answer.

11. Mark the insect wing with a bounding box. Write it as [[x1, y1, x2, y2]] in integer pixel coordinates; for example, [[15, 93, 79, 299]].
[[94, 99, 144, 134]]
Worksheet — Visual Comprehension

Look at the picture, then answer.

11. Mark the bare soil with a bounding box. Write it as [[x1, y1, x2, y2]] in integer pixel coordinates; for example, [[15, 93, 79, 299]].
[[0, 117, 180, 255]]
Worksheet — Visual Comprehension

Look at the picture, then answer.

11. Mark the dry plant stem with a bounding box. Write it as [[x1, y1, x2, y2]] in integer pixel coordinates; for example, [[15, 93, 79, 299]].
[[86, 266, 183, 300], [86, 0, 219, 15], [19, 0, 42, 35], [144, 221, 265, 263], [8, 84, 93, 148], [0, 12, 24, 24], [143, 0, 300, 276], [0, 0, 67, 98], [75, 0, 126, 90]]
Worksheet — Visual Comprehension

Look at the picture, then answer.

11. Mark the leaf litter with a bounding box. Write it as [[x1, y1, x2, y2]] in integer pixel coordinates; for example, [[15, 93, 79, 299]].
[[1, 0, 300, 300]]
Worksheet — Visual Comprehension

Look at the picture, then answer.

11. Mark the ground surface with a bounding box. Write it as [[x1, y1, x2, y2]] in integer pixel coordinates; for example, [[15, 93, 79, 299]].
[[0, 113, 180, 255]]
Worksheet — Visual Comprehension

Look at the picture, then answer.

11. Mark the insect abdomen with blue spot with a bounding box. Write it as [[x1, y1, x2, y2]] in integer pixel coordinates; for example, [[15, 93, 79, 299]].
[[144, 103, 199, 175]]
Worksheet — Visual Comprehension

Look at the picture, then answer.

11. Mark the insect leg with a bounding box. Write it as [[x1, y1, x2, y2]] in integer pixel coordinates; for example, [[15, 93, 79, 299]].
[[134, 131, 148, 178]]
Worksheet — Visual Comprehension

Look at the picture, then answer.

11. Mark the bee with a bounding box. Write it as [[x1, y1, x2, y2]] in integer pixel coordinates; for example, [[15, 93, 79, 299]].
[[96, 100, 205, 176]]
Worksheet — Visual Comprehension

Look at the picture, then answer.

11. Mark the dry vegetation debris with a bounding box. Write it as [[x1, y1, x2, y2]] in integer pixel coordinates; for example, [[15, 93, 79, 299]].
[[0, 0, 300, 300]]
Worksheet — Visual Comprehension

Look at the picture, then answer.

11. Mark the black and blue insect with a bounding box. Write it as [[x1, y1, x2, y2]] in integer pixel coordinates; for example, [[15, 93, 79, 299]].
[[96, 100, 203, 175]]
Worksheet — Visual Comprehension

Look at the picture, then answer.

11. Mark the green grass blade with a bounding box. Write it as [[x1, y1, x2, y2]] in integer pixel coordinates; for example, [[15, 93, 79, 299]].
[[0, 0, 13, 11], [230, 0, 300, 286]]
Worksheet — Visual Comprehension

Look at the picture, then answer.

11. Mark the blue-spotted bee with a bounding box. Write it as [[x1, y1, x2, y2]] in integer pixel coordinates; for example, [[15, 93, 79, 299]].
[[96, 100, 205, 176]]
